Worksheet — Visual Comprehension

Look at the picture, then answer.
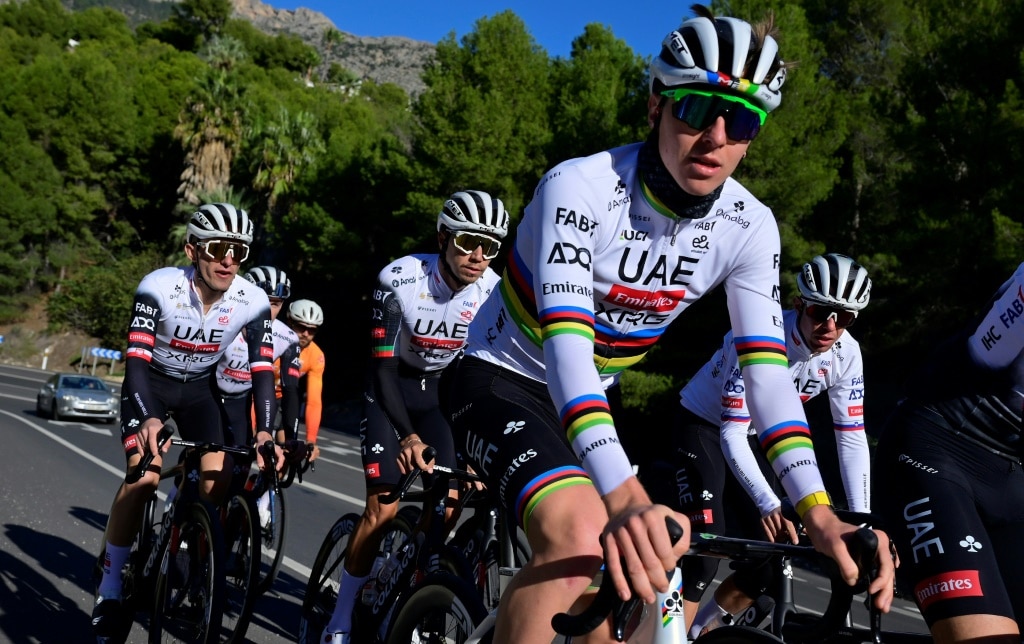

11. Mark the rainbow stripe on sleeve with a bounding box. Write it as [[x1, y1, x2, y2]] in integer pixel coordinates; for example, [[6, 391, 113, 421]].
[[498, 255, 543, 347], [562, 393, 614, 443], [758, 420, 814, 462], [514, 465, 592, 534], [735, 335, 788, 368], [540, 306, 595, 342]]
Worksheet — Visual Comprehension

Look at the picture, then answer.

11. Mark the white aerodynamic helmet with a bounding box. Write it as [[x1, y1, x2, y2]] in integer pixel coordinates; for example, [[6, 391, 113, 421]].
[[187, 203, 254, 244], [436, 190, 510, 239], [649, 5, 786, 113], [245, 265, 291, 299], [288, 299, 324, 326], [797, 253, 872, 312]]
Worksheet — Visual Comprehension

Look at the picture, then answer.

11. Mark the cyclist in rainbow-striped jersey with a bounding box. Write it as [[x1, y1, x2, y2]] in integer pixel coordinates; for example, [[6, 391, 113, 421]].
[[445, 7, 895, 642]]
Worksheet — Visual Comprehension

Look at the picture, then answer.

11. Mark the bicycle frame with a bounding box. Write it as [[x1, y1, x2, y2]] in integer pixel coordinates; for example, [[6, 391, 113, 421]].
[[353, 468, 476, 639], [102, 428, 256, 641]]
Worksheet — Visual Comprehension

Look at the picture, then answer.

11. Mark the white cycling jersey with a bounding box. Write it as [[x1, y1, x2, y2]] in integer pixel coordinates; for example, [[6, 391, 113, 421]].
[[124, 265, 275, 433], [216, 318, 299, 395], [908, 260, 1024, 454], [370, 253, 499, 373], [680, 309, 870, 514], [968, 261, 1024, 370], [466, 142, 829, 513]]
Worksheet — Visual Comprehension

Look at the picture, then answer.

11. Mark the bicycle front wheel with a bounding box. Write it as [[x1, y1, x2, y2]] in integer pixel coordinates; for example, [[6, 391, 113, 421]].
[[150, 501, 226, 644], [255, 483, 286, 596], [222, 493, 261, 643], [298, 513, 361, 644], [384, 571, 488, 644]]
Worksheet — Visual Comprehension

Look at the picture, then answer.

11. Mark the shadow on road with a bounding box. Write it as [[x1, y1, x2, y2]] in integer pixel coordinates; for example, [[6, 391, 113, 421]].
[[247, 567, 310, 638], [69, 504, 109, 535], [2, 524, 93, 642]]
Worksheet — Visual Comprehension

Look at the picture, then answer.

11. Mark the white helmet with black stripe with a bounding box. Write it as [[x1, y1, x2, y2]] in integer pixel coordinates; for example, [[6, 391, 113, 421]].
[[244, 265, 291, 300], [649, 4, 786, 113], [187, 203, 254, 244], [797, 253, 872, 312], [436, 190, 509, 239]]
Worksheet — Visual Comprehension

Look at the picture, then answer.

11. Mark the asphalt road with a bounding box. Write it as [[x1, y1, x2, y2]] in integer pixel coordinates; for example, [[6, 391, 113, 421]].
[[0, 363, 928, 643]]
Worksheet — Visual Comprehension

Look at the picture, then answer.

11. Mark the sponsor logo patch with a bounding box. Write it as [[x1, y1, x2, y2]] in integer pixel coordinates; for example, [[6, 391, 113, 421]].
[[914, 570, 982, 610]]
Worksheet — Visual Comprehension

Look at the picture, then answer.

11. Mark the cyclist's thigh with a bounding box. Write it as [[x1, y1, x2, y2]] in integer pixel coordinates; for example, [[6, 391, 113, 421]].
[[406, 376, 457, 489], [119, 371, 172, 467], [173, 376, 228, 444], [405, 375, 455, 462], [361, 390, 403, 489], [649, 408, 728, 534], [220, 393, 252, 447], [723, 433, 778, 539], [876, 406, 1022, 626], [448, 357, 583, 533]]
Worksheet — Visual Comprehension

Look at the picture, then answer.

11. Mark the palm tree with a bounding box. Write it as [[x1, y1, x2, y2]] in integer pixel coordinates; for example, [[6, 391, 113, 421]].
[[245, 107, 325, 244], [175, 37, 247, 205], [248, 107, 325, 210]]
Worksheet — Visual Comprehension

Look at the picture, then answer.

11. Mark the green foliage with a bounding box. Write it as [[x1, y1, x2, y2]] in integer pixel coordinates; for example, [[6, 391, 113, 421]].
[[173, 0, 231, 41], [47, 248, 164, 349], [326, 62, 359, 86], [224, 20, 320, 74], [618, 368, 679, 415], [992, 210, 1024, 273], [413, 11, 553, 219], [548, 23, 649, 163], [1, 0, 1022, 419]]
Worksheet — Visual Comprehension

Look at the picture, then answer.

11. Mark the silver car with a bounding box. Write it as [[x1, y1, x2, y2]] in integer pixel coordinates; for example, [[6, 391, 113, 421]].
[[36, 374, 120, 423]]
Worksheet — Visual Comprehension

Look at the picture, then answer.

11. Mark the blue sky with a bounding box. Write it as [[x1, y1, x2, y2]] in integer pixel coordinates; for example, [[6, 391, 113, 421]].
[[270, 1, 700, 59]]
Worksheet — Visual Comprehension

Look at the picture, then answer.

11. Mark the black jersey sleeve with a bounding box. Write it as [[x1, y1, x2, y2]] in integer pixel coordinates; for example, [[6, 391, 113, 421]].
[[124, 291, 162, 421], [246, 305, 276, 436], [278, 342, 301, 441], [370, 283, 416, 438]]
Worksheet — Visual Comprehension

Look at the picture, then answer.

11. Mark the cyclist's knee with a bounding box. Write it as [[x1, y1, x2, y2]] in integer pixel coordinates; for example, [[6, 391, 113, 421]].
[[362, 492, 399, 528], [527, 489, 605, 563], [121, 473, 160, 500], [682, 554, 719, 602], [733, 559, 774, 599]]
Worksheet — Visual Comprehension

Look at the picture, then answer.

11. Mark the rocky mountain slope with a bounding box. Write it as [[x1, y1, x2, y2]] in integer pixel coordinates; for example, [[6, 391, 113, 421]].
[[32, 0, 435, 96], [228, 0, 434, 96]]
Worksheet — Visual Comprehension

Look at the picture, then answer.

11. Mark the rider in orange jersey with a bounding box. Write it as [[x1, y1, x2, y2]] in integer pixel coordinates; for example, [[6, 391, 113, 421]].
[[280, 299, 325, 462]]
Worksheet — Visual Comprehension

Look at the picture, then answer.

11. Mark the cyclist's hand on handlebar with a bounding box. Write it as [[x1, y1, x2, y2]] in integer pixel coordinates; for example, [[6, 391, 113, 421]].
[[802, 504, 897, 613], [306, 443, 320, 462], [139, 418, 169, 458], [761, 506, 799, 544], [602, 478, 690, 604], [397, 433, 433, 474], [255, 431, 284, 472], [463, 462, 485, 492]]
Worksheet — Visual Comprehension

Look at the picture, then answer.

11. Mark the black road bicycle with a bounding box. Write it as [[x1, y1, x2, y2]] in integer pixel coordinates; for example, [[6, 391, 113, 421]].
[[93, 426, 262, 643], [242, 438, 314, 596], [298, 448, 490, 643]]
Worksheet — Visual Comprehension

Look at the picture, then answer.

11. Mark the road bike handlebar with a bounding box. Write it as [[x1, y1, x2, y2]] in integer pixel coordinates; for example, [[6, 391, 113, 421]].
[[277, 439, 315, 486], [551, 519, 880, 641], [378, 446, 437, 505], [377, 447, 485, 505], [124, 425, 176, 484], [551, 516, 686, 639]]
